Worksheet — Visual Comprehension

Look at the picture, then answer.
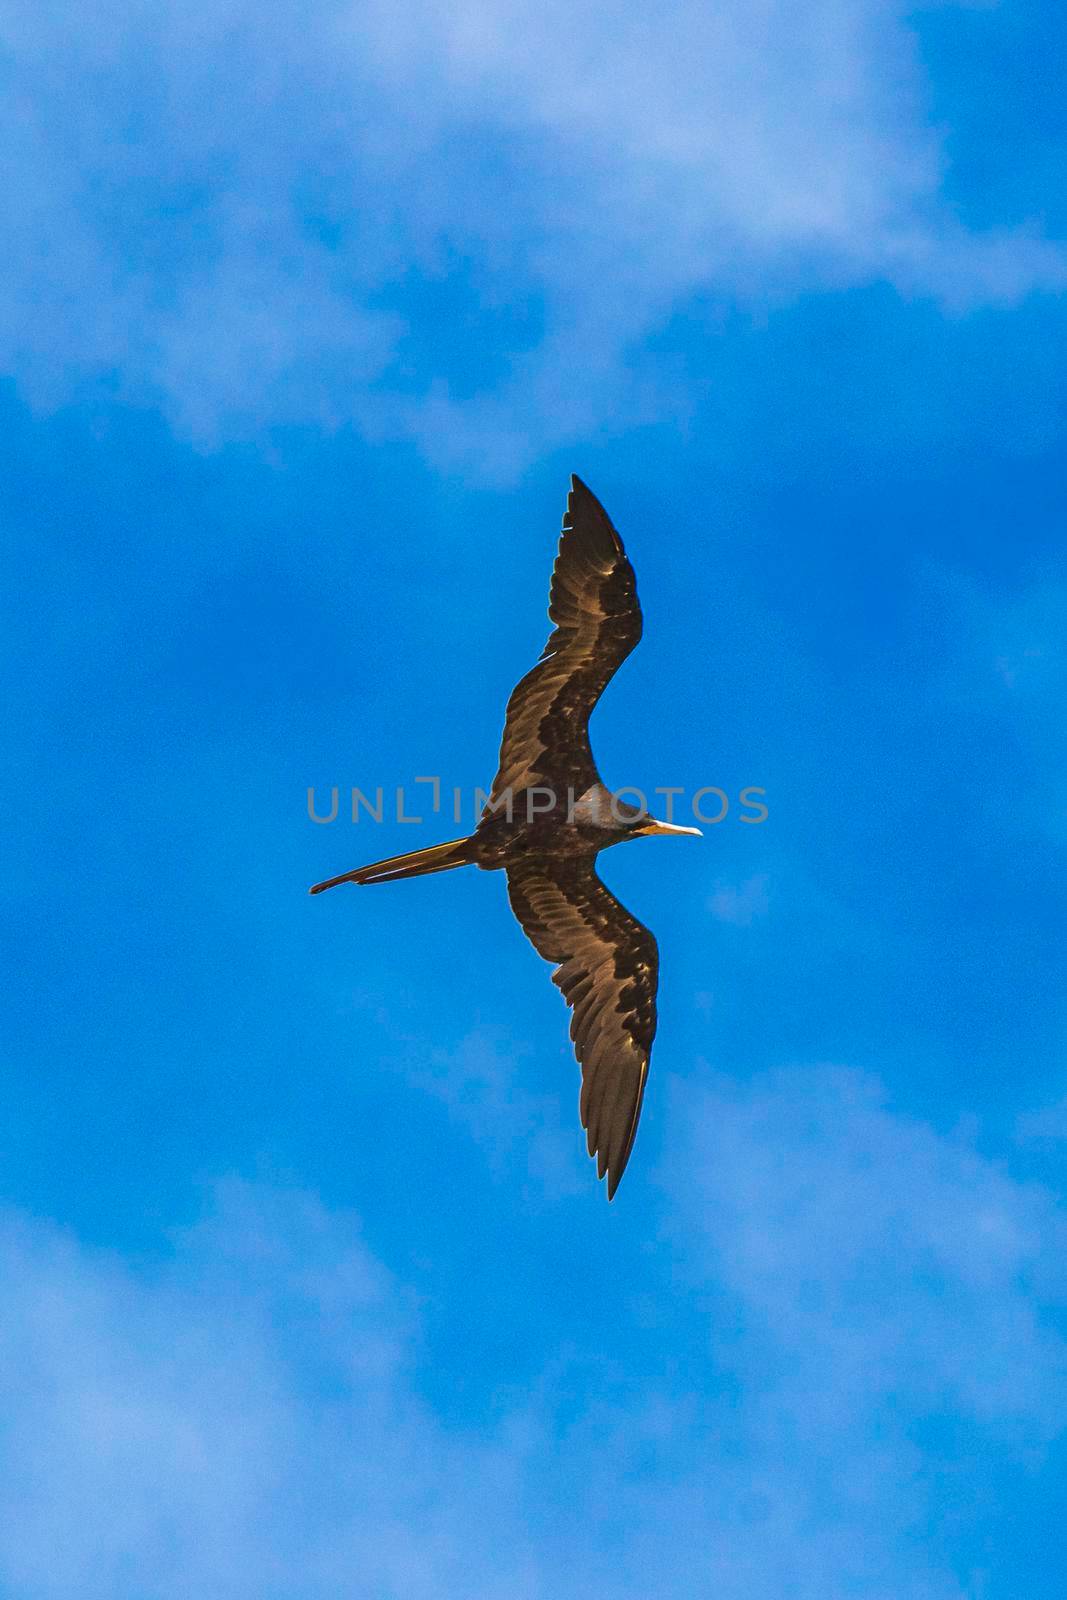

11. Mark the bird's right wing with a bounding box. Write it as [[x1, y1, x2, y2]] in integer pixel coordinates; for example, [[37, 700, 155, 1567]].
[[506, 858, 658, 1198], [484, 477, 642, 815]]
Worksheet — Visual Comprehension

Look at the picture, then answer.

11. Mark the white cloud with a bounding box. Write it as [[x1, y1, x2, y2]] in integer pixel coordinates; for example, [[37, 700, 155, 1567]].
[[670, 1063, 1067, 1431], [0, 0, 1063, 474], [709, 873, 771, 925], [0, 1180, 537, 1600], [652, 1064, 1067, 1593], [413, 1025, 586, 1197], [934, 570, 1067, 705], [925, 564, 1067, 842], [1016, 1098, 1067, 1144], [0, 1076, 1064, 1598]]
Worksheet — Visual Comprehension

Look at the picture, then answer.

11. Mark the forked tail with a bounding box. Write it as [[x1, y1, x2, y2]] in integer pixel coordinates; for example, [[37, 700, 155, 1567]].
[[309, 835, 474, 893]]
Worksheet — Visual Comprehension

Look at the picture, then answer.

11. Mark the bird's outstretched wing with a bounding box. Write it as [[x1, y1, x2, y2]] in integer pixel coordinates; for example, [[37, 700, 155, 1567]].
[[485, 476, 642, 814], [506, 858, 658, 1198]]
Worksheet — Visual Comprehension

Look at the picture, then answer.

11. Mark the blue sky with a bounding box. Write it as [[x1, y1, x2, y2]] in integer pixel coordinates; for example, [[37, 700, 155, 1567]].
[[2, 0, 1066, 1594]]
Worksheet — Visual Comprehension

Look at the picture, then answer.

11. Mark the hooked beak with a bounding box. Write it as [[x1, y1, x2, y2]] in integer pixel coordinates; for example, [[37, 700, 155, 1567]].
[[638, 819, 703, 838]]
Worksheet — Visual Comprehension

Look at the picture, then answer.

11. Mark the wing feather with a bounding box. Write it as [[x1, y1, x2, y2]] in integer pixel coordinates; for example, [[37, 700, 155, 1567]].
[[485, 477, 642, 813], [506, 858, 658, 1198]]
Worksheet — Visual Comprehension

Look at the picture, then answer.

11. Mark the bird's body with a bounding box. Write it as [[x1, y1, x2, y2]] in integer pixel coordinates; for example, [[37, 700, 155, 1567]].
[[311, 477, 699, 1197], [471, 781, 650, 868]]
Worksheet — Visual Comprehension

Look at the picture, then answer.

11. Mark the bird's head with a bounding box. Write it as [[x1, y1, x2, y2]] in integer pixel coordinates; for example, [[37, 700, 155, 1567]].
[[610, 795, 702, 843]]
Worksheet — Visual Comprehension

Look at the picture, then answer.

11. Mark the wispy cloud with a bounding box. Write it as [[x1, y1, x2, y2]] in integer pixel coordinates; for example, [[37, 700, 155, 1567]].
[[925, 564, 1067, 844], [1, 0, 1063, 474], [675, 1065, 1067, 1410], [1016, 1098, 1067, 1145], [413, 1025, 585, 1197], [0, 1179, 536, 1600], [659, 1064, 1067, 1592], [2, 1077, 1065, 1598], [709, 873, 771, 926]]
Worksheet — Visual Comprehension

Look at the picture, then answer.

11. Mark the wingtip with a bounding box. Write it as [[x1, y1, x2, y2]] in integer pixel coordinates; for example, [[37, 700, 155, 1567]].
[[562, 474, 626, 560], [605, 1155, 629, 1201], [569, 473, 600, 509]]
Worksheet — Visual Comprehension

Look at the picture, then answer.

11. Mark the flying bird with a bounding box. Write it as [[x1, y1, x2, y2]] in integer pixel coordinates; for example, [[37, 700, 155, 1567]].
[[311, 476, 700, 1197]]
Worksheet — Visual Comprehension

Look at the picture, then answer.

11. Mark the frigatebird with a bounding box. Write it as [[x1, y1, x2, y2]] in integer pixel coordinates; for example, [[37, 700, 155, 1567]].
[[311, 476, 700, 1197]]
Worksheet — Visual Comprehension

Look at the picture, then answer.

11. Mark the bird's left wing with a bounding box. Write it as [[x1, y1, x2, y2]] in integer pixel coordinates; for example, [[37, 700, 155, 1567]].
[[484, 476, 642, 815], [506, 858, 658, 1198]]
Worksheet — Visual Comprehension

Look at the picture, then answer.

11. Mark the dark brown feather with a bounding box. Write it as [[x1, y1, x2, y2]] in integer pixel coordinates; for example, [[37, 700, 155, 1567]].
[[484, 475, 642, 813], [506, 858, 658, 1198]]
